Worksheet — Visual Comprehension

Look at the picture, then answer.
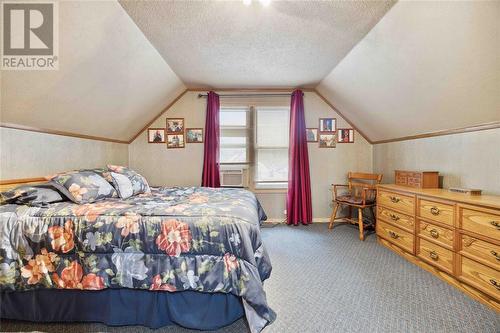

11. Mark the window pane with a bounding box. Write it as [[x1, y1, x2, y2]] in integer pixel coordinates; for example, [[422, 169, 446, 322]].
[[256, 148, 288, 181], [220, 110, 247, 127], [220, 136, 247, 146], [220, 148, 247, 163], [220, 108, 249, 163], [256, 108, 289, 147]]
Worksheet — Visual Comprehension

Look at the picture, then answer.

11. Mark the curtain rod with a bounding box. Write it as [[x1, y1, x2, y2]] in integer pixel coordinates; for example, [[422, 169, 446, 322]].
[[197, 93, 302, 98]]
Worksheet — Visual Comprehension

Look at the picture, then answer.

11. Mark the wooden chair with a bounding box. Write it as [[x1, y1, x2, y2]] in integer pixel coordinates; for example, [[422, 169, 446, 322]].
[[328, 172, 383, 240]]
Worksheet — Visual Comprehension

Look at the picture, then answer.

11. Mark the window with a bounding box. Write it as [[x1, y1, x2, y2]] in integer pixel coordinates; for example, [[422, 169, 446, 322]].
[[254, 107, 290, 189], [219, 106, 290, 190], [220, 108, 250, 164]]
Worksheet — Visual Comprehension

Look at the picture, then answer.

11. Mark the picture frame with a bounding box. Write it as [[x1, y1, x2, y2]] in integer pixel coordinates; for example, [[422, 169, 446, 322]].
[[337, 128, 354, 143], [186, 128, 204, 143], [147, 128, 165, 143], [306, 128, 318, 142], [167, 133, 185, 148], [319, 133, 336, 148], [166, 118, 184, 133], [319, 118, 336, 132]]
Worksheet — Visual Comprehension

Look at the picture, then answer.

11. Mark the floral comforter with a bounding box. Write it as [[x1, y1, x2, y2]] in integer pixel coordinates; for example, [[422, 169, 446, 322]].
[[0, 187, 275, 332]]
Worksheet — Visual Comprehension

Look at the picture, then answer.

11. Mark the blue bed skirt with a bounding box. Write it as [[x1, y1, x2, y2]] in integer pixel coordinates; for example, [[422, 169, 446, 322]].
[[1, 289, 245, 330]]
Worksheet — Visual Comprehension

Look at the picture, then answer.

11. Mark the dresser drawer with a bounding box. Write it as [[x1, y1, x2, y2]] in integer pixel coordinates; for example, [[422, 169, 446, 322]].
[[459, 256, 500, 300], [395, 171, 422, 186], [417, 238, 454, 274], [417, 219, 454, 249], [377, 220, 414, 254], [378, 190, 415, 215], [460, 234, 500, 271], [377, 206, 414, 232], [418, 198, 454, 227], [396, 174, 408, 185], [460, 207, 500, 241], [407, 173, 422, 187]]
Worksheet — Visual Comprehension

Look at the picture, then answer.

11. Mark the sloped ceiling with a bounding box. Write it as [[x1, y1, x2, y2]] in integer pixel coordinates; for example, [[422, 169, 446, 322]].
[[1, 1, 498, 144], [317, 1, 500, 142], [119, 0, 395, 88], [0, 1, 185, 142]]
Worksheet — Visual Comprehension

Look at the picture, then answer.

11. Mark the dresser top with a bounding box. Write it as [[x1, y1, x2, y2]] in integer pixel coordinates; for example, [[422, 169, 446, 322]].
[[378, 184, 500, 210]]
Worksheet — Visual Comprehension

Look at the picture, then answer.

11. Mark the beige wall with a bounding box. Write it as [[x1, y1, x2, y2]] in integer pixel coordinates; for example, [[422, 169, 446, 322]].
[[373, 128, 500, 195], [0, 127, 128, 179], [3, 95, 498, 219], [129, 91, 373, 220]]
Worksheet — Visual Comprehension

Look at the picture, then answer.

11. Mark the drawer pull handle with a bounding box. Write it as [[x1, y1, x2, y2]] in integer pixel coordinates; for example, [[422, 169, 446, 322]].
[[491, 250, 500, 261], [389, 214, 400, 221], [389, 196, 400, 203], [429, 229, 439, 238], [430, 207, 440, 215], [388, 231, 399, 239], [429, 251, 439, 261], [490, 221, 500, 230], [489, 279, 500, 291]]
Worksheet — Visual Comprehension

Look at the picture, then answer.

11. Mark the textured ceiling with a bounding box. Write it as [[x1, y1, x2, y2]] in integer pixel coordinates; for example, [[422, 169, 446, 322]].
[[2, 1, 497, 144], [317, 1, 500, 142], [0, 1, 185, 141], [119, 0, 395, 88]]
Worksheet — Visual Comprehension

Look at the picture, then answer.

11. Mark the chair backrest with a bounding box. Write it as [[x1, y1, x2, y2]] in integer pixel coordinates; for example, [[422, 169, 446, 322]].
[[348, 172, 383, 198]]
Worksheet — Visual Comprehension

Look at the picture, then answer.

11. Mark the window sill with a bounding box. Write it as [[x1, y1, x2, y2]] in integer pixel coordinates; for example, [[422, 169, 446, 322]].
[[253, 182, 288, 193]]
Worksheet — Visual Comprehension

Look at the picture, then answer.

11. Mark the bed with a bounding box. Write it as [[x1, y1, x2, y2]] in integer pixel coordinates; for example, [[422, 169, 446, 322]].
[[0, 182, 275, 333]]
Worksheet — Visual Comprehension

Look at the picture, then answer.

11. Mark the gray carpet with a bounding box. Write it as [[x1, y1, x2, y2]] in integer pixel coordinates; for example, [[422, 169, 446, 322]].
[[1, 224, 499, 333]]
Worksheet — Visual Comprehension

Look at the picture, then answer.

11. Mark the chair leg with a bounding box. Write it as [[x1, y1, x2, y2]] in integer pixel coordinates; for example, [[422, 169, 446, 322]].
[[358, 208, 364, 241], [328, 203, 339, 230]]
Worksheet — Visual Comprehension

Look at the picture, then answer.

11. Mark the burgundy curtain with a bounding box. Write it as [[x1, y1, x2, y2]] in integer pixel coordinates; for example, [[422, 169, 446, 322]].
[[201, 91, 221, 187], [286, 90, 312, 225]]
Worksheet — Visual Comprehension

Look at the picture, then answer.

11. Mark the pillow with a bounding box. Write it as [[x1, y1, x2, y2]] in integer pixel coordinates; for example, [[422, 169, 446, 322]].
[[49, 171, 117, 204], [0, 187, 37, 205], [82, 168, 114, 184], [107, 165, 150, 199], [0, 184, 64, 206]]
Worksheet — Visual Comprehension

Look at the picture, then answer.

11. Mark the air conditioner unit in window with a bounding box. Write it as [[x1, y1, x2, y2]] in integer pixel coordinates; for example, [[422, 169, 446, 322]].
[[220, 168, 248, 188]]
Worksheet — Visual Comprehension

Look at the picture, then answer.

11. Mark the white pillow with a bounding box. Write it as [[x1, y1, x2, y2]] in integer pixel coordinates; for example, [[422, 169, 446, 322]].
[[110, 172, 134, 199]]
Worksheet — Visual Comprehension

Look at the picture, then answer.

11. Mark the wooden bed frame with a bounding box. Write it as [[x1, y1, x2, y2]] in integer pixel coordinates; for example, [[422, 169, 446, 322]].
[[0, 177, 48, 192]]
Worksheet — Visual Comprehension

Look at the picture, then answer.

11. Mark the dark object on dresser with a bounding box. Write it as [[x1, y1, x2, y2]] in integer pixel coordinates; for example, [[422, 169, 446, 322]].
[[395, 170, 439, 188]]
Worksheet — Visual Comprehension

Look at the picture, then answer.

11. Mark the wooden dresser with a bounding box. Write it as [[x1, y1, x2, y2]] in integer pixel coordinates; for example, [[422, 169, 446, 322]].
[[376, 184, 500, 312]]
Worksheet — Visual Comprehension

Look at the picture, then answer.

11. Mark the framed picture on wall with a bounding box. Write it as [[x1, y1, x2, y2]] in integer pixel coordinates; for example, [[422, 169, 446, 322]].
[[337, 129, 354, 143], [148, 128, 165, 143], [186, 128, 204, 143], [166, 118, 184, 133], [306, 128, 318, 142], [319, 133, 336, 148], [167, 133, 185, 148], [319, 118, 336, 132]]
